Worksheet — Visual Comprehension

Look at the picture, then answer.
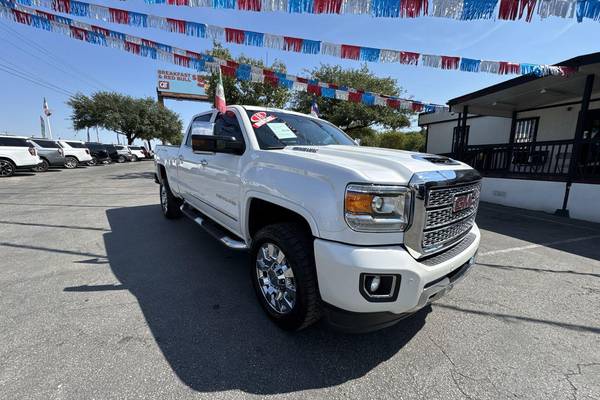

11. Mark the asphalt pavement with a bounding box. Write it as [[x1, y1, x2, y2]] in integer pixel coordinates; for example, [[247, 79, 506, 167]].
[[1, 162, 599, 400]]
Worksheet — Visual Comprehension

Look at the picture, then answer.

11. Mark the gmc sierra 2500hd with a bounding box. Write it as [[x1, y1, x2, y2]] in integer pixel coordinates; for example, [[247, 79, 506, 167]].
[[154, 106, 481, 333]]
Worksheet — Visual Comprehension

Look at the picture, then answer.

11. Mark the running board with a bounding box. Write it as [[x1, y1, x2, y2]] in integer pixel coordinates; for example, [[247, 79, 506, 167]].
[[180, 203, 248, 250]]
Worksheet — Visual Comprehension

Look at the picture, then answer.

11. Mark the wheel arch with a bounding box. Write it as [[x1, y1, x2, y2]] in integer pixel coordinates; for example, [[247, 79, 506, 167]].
[[245, 194, 319, 241]]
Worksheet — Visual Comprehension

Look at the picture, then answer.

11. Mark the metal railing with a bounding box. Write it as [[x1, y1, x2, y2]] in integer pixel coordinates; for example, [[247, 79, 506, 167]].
[[451, 139, 600, 183]]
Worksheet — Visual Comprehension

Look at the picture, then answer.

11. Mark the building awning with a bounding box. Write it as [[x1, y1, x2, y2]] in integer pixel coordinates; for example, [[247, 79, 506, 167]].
[[448, 53, 600, 117]]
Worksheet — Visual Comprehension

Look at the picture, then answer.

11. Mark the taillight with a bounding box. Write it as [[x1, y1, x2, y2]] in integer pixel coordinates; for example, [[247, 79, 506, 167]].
[[28, 146, 36, 156]]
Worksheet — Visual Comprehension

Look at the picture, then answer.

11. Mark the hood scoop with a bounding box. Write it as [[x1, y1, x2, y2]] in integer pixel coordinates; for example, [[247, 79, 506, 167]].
[[412, 154, 460, 165], [291, 146, 319, 153]]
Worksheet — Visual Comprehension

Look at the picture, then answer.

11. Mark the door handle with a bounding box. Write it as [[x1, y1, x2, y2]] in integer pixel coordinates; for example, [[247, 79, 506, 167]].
[[200, 159, 208, 166]]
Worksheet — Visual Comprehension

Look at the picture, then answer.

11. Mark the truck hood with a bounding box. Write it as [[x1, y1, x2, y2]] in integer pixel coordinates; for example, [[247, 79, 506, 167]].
[[279, 145, 470, 184]]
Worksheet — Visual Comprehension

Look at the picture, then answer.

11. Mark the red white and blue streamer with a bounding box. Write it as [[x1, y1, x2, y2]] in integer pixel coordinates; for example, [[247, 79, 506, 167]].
[[0, 2, 448, 112], [132, 0, 600, 23], [15, 0, 576, 77]]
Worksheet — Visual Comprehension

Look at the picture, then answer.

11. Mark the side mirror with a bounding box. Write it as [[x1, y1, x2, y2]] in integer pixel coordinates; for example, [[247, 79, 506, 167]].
[[191, 134, 245, 155]]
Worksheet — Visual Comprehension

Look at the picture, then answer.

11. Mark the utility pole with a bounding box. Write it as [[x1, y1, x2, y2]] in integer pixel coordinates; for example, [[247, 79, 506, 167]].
[[86, 127, 90, 142]]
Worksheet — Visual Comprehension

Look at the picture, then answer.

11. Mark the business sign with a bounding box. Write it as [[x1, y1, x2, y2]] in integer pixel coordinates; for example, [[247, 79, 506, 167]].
[[157, 70, 209, 99]]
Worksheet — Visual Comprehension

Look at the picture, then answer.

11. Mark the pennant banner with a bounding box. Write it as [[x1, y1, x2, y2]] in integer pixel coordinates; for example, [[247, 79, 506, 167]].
[[18, 0, 576, 77], [0, 2, 448, 113], [132, 0, 600, 23]]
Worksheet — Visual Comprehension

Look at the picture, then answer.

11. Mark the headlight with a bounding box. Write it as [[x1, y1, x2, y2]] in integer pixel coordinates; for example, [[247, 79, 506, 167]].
[[344, 184, 412, 232]]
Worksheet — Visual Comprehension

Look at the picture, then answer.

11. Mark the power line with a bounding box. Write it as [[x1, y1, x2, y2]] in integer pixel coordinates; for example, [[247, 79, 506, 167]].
[[0, 63, 75, 97], [0, 21, 113, 92]]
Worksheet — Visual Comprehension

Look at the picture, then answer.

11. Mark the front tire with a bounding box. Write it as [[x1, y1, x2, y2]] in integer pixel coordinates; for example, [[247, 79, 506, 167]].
[[117, 155, 126, 163], [88, 157, 98, 166], [132, 155, 138, 162], [0, 159, 16, 177], [159, 181, 183, 219], [64, 156, 78, 169], [33, 159, 50, 172], [251, 223, 321, 331]]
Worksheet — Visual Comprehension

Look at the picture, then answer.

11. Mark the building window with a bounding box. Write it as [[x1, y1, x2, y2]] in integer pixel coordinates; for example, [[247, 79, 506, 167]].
[[514, 117, 539, 143]]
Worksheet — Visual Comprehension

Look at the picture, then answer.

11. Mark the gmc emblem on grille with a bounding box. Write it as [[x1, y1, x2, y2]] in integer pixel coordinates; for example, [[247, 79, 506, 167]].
[[452, 192, 475, 213]]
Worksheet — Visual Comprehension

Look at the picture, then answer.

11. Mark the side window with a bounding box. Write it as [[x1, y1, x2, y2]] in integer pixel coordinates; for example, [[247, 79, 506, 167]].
[[214, 111, 244, 142], [0, 137, 28, 147], [186, 113, 213, 147]]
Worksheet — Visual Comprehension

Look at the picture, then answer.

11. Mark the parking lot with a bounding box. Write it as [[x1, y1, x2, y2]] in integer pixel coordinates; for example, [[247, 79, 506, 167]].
[[1, 162, 599, 400]]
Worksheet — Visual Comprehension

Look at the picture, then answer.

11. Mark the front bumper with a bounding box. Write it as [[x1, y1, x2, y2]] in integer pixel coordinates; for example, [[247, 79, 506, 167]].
[[314, 224, 480, 329]]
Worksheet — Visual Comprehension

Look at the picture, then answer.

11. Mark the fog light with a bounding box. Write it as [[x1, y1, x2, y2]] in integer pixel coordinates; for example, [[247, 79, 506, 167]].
[[369, 275, 381, 292], [360, 274, 400, 302]]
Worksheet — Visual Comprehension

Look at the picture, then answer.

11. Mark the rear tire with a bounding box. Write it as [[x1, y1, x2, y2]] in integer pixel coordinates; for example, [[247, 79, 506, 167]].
[[0, 159, 16, 177], [251, 223, 321, 331], [159, 180, 183, 219], [33, 159, 50, 172], [64, 156, 78, 169]]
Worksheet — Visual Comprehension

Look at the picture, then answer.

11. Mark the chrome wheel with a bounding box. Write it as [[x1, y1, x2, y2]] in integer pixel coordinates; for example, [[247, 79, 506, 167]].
[[0, 160, 14, 177], [160, 184, 168, 214], [256, 243, 296, 314]]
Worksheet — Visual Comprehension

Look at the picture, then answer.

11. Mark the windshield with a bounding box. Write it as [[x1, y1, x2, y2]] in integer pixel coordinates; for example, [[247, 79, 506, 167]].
[[245, 110, 355, 150], [65, 141, 87, 148]]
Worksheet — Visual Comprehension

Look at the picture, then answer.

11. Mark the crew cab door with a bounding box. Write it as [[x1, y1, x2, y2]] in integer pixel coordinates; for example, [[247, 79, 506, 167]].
[[176, 112, 215, 209], [194, 110, 246, 235]]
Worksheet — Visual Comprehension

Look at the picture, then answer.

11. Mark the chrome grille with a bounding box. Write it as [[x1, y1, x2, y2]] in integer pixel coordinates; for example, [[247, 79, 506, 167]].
[[404, 169, 482, 260], [427, 182, 481, 208], [425, 205, 478, 229], [423, 216, 476, 249]]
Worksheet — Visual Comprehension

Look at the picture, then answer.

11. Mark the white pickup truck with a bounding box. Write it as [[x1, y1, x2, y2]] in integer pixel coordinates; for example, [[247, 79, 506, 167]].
[[155, 106, 481, 332]]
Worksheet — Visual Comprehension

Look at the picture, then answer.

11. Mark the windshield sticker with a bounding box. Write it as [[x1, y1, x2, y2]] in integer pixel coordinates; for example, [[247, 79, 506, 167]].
[[251, 111, 276, 128], [267, 123, 297, 140]]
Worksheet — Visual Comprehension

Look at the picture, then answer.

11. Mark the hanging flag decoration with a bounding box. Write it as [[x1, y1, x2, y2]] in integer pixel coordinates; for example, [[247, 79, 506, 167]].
[[0, 2, 451, 113], [128, 0, 600, 23], [310, 95, 320, 117], [17, 0, 576, 77]]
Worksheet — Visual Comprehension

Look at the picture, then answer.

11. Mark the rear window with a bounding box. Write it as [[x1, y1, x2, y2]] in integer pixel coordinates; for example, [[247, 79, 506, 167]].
[[65, 141, 87, 148], [32, 139, 60, 148], [0, 137, 29, 147]]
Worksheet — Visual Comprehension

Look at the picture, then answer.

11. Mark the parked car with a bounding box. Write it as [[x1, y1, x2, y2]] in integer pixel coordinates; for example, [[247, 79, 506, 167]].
[[127, 146, 146, 161], [85, 142, 112, 165], [154, 106, 481, 332], [113, 145, 134, 163], [29, 138, 66, 172], [57, 140, 92, 168], [0, 135, 41, 177]]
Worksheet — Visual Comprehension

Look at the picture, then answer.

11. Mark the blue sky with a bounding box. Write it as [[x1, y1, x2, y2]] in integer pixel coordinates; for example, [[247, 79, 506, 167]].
[[0, 0, 598, 144]]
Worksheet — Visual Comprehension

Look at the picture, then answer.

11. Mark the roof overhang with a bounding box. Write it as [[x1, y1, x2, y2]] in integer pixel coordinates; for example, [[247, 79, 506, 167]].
[[448, 53, 600, 117]]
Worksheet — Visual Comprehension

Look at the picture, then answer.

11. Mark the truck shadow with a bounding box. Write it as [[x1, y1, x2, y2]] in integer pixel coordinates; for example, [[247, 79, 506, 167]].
[[100, 204, 428, 394]]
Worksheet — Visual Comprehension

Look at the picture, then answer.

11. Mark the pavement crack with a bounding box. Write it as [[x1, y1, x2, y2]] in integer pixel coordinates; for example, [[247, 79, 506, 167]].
[[564, 363, 600, 400]]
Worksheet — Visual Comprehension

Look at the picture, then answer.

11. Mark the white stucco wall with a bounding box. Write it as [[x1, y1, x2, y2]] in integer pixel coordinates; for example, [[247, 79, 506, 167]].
[[480, 177, 566, 214], [424, 116, 511, 154], [569, 183, 600, 223], [426, 121, 455, 154], [480, 178, 600, 223]]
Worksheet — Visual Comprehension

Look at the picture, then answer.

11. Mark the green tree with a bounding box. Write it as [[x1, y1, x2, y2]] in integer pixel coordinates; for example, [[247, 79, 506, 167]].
[[291, 64, 412, 137], [67, 92, 183, 146], [205, 43, 291, 108], [67, 93, 102, 141], [360, 130, 426, 152]]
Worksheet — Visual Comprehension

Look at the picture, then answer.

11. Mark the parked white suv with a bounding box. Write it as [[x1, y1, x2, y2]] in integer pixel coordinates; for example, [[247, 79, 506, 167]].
[[127, 146, 146, 161], [57, 140, 92, 168], [0, 135, 41, 177], [154, 106, 481, 332]]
